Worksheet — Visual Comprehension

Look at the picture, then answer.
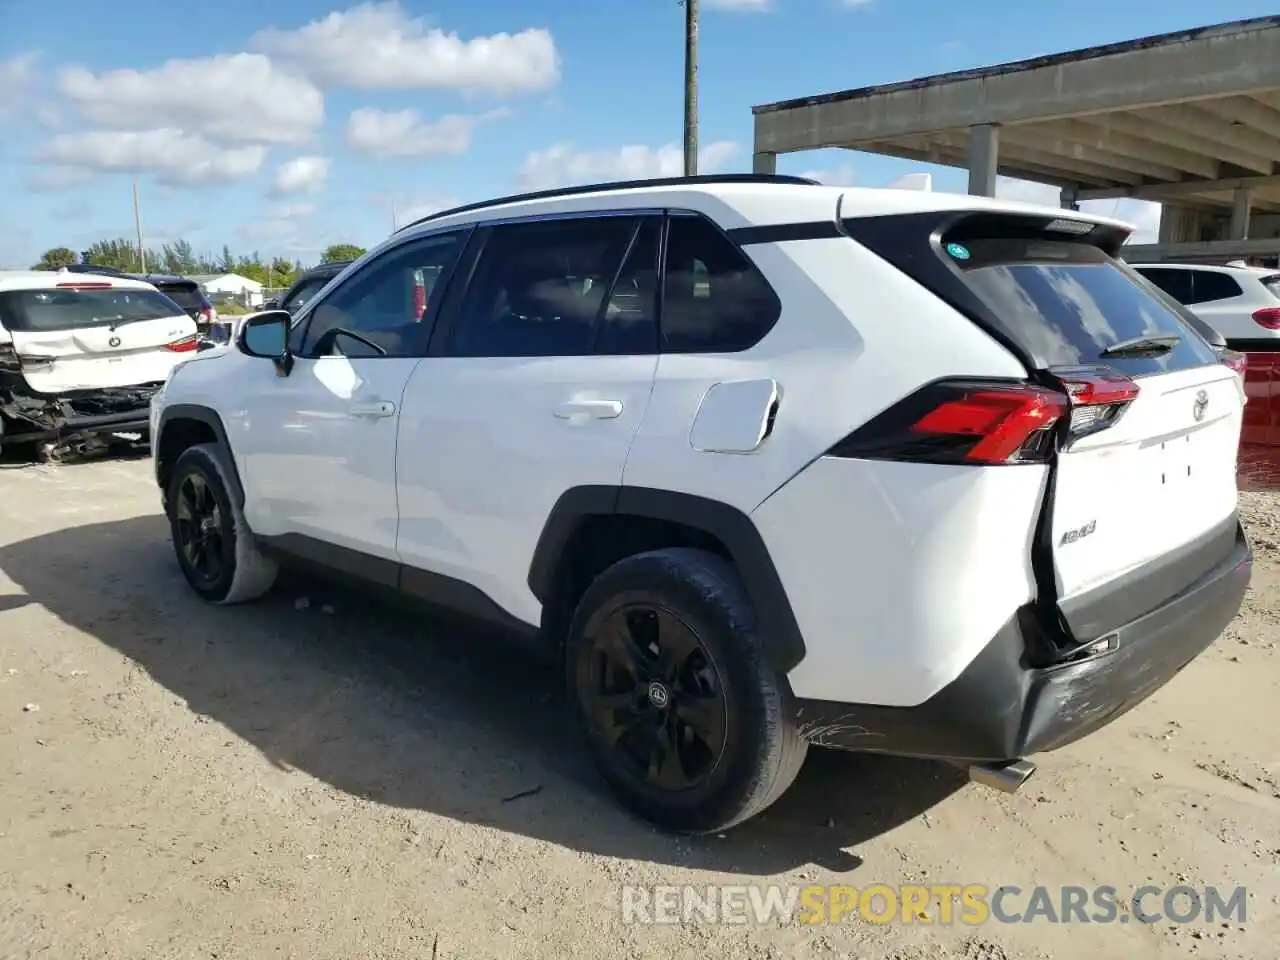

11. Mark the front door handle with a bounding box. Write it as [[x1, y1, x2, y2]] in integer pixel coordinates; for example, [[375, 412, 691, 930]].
[[554, 399, 623, 420], [350, 400, 396, 419]]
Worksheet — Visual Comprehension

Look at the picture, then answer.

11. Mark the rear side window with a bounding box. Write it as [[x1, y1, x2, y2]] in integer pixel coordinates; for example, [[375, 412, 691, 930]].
[[1189, 271, 1243, 304], [952, 240, 1219, 377], [661, 214, 780, 353], [0, 288, 184, 332], [1135, 268, 1193, 304], [451, 216, 639, 358], [1261, 274, 1280, 301]]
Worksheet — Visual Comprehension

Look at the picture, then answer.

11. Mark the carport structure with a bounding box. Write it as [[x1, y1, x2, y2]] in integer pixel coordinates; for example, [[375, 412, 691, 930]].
[[751, 17, 1280, 261]]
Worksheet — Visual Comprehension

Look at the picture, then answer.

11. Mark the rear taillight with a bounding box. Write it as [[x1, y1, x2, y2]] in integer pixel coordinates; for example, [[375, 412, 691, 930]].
[[0, 343, 55, 370], [1052, 369, 1140, 441], [1218, 348, 1248, 377], [1253, 307, 1280, 330], [165, 335, 199, 353], [829, 380, 1070, 465]]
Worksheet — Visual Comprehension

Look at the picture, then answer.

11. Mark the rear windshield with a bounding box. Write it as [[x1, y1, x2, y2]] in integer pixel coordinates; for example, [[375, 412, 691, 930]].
[[282, 277, 332, 313], [0, 288, 186, 333], [154, 283, 205, 309], [949, 239, 1219, 377], [1262, 274, 1280, 301]]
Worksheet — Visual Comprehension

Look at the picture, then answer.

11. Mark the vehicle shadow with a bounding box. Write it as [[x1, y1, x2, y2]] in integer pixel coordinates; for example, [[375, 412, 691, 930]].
[[0, 515, 969, 876]]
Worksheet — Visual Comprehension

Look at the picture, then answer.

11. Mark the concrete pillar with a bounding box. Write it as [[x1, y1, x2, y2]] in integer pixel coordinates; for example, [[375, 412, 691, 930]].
[[1231, 187, 1252, 240], [1060, 186, 1080, 211], [752, 151, 777, 175], [967, 124, 999, 197]]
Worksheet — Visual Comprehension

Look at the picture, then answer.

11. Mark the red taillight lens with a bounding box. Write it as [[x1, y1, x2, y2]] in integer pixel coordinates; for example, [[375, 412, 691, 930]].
[[829, 380, 1070, 465], [1253, 307, 1280, 330], [165, 335, 199, 352], [1219, 348, 1248, 377], [412, 283, 427, 319], [1053, 369, 1140, 441]]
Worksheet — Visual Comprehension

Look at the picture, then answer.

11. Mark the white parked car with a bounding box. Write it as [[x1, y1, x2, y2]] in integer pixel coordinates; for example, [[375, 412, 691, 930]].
[[0, 269, 201, 456], [1131, 261, 1280, 345], [150, 175, 1252, 833]]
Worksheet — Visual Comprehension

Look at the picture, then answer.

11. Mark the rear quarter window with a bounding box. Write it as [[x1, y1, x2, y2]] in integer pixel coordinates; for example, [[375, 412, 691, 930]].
[[1261, 274, 1280, 301], [952, 240, 1219, 377]]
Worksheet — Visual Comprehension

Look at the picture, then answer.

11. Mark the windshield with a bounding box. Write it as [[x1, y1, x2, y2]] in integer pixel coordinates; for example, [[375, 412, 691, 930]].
[[949, 239, 1219, 377], [0, 288, 186, 333]]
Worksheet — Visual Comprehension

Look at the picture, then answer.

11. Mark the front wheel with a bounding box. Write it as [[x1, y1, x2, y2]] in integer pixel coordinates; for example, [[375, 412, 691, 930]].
[[166, 443, 277, 604], [565, 547, 807, 834]]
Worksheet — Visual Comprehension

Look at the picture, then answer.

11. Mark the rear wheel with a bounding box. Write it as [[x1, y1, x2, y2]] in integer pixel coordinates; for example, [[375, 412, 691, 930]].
[[166, 443, 277, 604], [566, 547, 807, 834]]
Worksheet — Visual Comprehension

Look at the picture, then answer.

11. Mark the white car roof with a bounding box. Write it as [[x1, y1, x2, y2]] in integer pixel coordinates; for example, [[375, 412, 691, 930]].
[[1128, 262, 1276, 277], [0, 270, 159, 293], [394, 180, 1134, 244]]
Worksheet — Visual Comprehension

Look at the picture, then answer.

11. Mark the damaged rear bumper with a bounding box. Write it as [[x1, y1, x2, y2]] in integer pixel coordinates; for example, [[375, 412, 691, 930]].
[[0, 382, 161, 447]]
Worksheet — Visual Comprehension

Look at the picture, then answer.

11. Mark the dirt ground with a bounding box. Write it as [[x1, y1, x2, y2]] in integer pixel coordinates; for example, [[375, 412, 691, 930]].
[[0, 454, 1277, 960]]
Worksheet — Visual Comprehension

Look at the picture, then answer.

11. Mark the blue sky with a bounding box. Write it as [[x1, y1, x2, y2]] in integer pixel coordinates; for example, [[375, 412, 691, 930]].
[[1, 0, 1276, 268]]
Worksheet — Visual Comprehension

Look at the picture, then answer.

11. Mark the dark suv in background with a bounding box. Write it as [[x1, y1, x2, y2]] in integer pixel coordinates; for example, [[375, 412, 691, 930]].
[[265, 260, 352, 315]]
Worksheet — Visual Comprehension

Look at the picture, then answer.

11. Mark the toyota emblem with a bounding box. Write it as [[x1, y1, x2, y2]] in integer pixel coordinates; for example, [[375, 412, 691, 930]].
[[1192, 389, 1209, 422], [108, 335, 122, 348]]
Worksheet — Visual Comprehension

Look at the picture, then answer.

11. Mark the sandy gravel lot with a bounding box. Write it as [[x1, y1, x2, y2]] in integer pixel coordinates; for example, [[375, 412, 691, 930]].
[[0, 454, 1277, 960]]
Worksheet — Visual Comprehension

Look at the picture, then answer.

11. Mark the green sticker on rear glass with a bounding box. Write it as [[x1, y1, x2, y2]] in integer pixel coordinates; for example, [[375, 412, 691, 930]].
[[945, 242, 970, 260]]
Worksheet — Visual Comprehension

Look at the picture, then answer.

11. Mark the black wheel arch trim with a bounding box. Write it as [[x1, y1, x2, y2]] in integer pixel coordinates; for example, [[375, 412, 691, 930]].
[[155, 403, 245, 507], [528, 485, 807, 673]]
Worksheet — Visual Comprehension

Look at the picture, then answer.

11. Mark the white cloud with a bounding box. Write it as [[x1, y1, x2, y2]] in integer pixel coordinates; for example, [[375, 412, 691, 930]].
[[705, 0, 772, 10], [517, 141, 739, 191], [0, 53, 38, 114], [346, 107, 510, 158], [34, 129, 265, 187], [273, 156, 329, 195], [252, 2, 560, 96], [240, 202, 316, 246], [995, 176, 1162, 244], [799, 164, 855, 185], [57, 54, 323, 145]]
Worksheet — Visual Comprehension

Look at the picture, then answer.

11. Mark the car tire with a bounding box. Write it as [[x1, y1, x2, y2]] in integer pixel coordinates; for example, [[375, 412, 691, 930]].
[[166, 443, 277, 605], [565, 547, 808, 834]]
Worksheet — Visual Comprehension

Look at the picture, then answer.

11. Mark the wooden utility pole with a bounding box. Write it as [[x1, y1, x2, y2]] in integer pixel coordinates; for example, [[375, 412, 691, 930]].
[[132, 179, 147, 273], [683, 0, 699, 176]]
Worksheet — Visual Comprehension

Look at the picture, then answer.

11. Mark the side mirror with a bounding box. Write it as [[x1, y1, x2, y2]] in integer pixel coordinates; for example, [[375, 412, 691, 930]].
[[239, 310, 294, 375]]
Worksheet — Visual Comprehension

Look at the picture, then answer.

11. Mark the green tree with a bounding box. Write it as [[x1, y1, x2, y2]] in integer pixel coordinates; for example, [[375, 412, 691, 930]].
[[269, 256, 296, 286], [33, 247, 79, 270], [161, 239, 197, 275], [321, 243, 365, 263], [85, 238, 150, 272], [218, 244, 235, 273]]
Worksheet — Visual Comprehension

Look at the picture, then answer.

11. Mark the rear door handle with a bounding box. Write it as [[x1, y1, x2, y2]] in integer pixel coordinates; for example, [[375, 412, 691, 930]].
[[350, 400, 396, 419], [554, 399, 623, 420]]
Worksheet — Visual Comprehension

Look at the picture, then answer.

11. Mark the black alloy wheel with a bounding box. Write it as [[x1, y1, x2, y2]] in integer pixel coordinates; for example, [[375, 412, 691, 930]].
[[172, 471, 229, 585], [579, 603, 729, 793]]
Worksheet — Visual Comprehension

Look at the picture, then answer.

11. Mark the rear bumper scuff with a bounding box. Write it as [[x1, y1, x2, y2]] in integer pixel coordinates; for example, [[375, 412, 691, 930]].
[[794, 518, 1252, 761]]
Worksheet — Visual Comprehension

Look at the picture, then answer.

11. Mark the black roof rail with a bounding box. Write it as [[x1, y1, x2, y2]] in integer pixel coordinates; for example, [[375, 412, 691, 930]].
[[394, 173, 820, 234]]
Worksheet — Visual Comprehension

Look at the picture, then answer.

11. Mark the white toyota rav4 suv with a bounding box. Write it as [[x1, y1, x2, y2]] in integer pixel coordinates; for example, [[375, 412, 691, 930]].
[[151, 175, 1252, 833]]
